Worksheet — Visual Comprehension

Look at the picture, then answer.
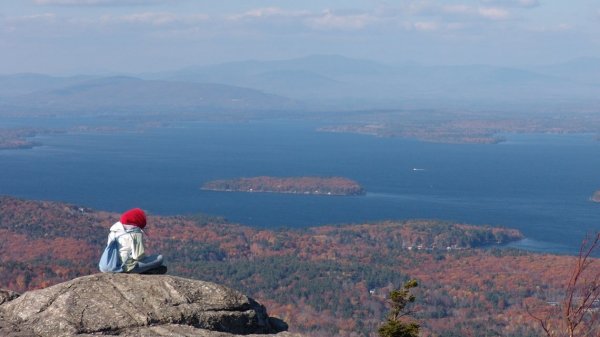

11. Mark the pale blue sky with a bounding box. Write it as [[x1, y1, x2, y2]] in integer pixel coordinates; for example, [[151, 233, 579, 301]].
[[1, 0, 599, 74]]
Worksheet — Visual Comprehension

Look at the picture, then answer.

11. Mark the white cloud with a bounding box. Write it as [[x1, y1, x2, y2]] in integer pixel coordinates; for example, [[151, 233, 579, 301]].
[[478, 7, 510, 20], [19, 13, 57, 21], [3, 2, 540, 44], [394, 2, 512, 22], [517, 0, 540, 7], [440, 4, 510, 20], [413, 21, 439, 31], [34, 0, 173, 6], [557, 23, 572, 31], [480, 0, 540, 9], [118, 12, 177, 25], [2, 12, 57, 25], [306, 10, 375, 31], [528, 23, 574, 33], [228, 7, 310, 21], [442, 5, 472, 15], [402, 20, 473, 33], [233, 7, 283, 19], [446, 22, 469, 30], [226, 7, 378, 32], [110, 12, 208, 26]]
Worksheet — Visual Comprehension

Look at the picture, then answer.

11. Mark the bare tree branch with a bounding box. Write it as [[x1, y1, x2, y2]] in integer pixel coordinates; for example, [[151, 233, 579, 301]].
[[530, 231, 599, 337]]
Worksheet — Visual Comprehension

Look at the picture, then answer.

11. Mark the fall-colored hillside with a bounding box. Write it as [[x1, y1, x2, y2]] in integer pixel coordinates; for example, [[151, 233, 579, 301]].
[[0, 196, 587, 337]]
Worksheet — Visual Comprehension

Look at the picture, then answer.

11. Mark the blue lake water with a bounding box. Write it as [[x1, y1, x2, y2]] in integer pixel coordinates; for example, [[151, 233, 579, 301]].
[[1, 119, 599, 254]]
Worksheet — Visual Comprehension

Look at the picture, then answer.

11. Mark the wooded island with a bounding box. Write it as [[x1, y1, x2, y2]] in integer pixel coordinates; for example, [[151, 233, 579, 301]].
[[0, 129, 41, 150], [592, 190, 600, 202], [201, 176, 365, 196]]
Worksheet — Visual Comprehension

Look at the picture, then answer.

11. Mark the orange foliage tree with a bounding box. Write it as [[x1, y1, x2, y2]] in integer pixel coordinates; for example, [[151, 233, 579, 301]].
[[529, 232, 600, 337]]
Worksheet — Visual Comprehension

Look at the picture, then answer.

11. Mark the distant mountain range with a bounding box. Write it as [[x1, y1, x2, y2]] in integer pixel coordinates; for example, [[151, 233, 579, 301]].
[[534, 57, 600, 86], [2, 55, 600, 116], [0, 75, 299, 116], [144, 55, 600, 111]]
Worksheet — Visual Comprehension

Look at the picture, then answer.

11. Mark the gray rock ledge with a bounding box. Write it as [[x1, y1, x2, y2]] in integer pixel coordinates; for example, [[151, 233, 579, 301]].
[[0, 289, 19, 305], [0, 273, 302, 337]]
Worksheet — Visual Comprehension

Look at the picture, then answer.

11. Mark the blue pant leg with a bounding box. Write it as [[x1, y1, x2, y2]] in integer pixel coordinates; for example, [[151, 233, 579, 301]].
[[130, 254, 164, 273]]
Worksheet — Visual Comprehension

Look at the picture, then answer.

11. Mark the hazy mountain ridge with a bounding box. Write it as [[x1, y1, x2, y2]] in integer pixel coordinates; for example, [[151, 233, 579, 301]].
[[0, 75, 300, 116], [0, 73, 95, 98], [2, 55, 600, 115], [145, 55, 600, 110], [534, 57, 600, 86]]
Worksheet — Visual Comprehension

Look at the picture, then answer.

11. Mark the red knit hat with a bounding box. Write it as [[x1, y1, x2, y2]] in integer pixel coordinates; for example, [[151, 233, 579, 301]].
[[120, 208, 147, 229]]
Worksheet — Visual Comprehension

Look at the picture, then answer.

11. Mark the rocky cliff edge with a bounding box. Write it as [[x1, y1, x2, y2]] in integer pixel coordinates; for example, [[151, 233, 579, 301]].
[[0, 273, 303, 337]]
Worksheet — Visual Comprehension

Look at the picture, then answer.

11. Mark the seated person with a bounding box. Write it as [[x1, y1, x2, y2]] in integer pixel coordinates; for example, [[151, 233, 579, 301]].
[[105, 208, 166, 274]]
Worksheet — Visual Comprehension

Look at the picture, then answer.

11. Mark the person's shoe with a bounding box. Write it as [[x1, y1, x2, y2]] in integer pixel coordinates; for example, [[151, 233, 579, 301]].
[[141, 265, 167, 275]]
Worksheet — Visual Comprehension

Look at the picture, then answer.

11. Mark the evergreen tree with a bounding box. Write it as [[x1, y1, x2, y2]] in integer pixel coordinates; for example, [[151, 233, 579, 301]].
[[378, 279, 420, 337]]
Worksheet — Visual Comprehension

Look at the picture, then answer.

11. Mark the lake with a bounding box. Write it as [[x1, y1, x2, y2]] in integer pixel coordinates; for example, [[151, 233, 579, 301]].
[[1, 118, 599, 254]]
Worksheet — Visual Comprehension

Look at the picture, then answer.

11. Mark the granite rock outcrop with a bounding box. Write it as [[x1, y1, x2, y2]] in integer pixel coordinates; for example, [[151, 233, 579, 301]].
[[0, 273, 302, 337]]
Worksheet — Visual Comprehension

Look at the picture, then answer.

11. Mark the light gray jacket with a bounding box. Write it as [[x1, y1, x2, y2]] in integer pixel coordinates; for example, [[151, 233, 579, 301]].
[[108, 221, 145, 272]]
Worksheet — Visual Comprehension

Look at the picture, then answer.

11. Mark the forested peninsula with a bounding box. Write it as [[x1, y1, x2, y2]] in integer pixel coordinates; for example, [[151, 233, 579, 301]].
[[201, 176, 365, 196]]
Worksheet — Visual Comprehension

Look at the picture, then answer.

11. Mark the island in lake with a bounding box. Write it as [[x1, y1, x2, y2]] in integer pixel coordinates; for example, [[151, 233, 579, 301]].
[[0, 128, 42, 150], [201, 176, 365, 196], [592, 190, 600, 203]]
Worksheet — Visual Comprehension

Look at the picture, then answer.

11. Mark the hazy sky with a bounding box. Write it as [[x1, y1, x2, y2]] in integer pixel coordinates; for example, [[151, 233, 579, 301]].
[[1, 0, 599, 74]]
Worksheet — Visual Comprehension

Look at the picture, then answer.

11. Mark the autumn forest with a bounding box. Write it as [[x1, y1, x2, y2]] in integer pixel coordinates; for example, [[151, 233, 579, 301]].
[[0, 196, 594, 336]]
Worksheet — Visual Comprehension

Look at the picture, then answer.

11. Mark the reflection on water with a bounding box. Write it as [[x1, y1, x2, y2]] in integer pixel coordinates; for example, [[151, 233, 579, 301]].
[[505, 238, 573, 254]]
